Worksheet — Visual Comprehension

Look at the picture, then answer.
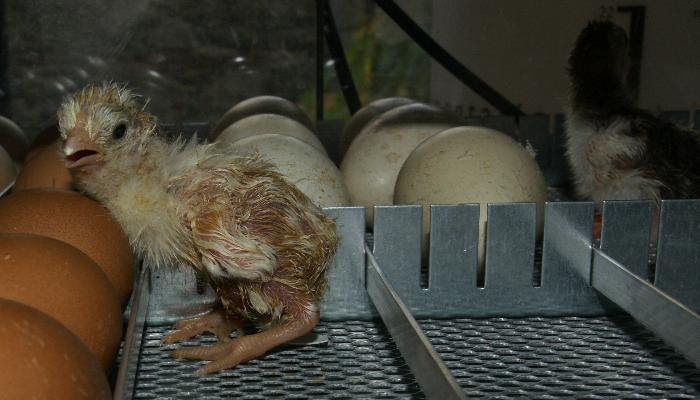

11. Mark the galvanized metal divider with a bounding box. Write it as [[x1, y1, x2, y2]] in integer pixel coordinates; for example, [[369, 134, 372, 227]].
[[654, 200, 700, 312], [319, 207, 373, 320], [595, 200, 700, 367], [358, 200, 700, 370], [301, 201, 700, 322], [114, 265, 150, 400], [369, 202, 618, 319], [595, 200, 700, 316]]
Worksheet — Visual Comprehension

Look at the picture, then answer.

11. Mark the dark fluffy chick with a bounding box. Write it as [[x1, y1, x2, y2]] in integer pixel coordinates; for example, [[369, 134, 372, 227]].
[[58, 82, 339, 375], [565, 20, 700, 210]]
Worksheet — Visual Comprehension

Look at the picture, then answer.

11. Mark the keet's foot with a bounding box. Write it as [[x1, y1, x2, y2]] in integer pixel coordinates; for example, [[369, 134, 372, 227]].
[[162, 308, 241, 345], [171, 310, 320, 376]]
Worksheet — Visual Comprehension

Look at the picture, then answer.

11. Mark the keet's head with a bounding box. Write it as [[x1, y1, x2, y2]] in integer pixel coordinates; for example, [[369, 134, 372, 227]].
[[57, 82, 157, 174], [568, 20, 630, 86]]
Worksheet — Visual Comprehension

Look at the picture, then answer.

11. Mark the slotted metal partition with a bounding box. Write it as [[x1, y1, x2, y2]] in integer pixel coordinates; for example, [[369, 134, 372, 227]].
[[114, 201, 700, 399]]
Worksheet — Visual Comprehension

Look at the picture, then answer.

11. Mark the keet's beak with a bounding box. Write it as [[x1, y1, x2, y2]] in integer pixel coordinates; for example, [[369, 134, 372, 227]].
[[63, 128, 102, 169]]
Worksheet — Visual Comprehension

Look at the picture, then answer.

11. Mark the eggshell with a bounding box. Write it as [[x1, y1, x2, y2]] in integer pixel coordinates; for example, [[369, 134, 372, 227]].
[[340, 102, 461, 227], [217, 113, 327, 155], [211, 95, 315, 139], [340, 97, 415, 157], [14, 140, 73, 191], [0, 233, 122, 371], [0, 189, 134, 306], [230, 133, 351, 208], [0, 298, 111, 400], [0, 145, 16, 194], [394, 126, 548, 267], [0, 115, 29, 161]]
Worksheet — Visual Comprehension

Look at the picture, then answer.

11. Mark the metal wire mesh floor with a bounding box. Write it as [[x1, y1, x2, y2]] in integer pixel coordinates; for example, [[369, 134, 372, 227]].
[[131, 320, 421, 399], [127, 317, 699, 399], [421, 316, 700, 399]]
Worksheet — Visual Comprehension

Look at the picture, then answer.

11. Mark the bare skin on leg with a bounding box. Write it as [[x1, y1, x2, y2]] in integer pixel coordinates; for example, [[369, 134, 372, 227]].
[[170, 310, 320, 376], [162, 308, 242, 344]]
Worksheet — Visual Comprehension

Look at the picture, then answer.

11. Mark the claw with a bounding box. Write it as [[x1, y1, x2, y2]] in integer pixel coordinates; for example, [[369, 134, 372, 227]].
[[173, 310, 321, 376], [171, 341, 234, 361], [195, 350, 249, 376], [162, 308, 241, 345]]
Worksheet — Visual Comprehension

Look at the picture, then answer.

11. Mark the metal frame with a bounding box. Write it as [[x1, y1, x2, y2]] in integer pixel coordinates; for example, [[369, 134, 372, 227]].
[[116, 201, 700, 398]]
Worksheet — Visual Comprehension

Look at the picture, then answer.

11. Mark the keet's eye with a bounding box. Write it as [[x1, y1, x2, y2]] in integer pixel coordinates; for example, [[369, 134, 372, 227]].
[[112, 123, 127, 140]]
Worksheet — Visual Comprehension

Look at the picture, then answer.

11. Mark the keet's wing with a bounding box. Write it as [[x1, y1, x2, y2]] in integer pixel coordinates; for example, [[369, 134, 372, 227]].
[[191, 210, 277, 282]]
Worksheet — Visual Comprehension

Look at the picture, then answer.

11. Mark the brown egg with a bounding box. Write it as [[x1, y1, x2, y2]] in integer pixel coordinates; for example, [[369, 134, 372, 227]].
[[0, 299, 111, 399], [0, 189, 134, 306], [14, 140, 73, 192], [0, 233, 122, 371]]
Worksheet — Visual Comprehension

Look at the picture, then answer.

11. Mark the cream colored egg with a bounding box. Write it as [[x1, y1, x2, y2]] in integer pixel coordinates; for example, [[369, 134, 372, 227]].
[[340, 97, 415, 157], [211, 95, 315, 139], [229, 134, 350, 208], [340, 103, 461, 227], [216, 113, 327, 155], [0, 145, 16, 194], [394, 126, 547, 268]]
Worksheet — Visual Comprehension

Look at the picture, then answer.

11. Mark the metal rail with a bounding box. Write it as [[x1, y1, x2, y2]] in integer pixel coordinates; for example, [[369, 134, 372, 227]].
[[365, 245, 467, 400], [591, 248, 700, 368], [113, 266, 150, 400], [553, 200, 700, 369]]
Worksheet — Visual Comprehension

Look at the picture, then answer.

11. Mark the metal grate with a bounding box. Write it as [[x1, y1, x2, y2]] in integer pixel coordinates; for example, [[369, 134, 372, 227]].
[[131, 320, 422, 399], [421, 315, 700, 399], [123, 315, 700, 399]]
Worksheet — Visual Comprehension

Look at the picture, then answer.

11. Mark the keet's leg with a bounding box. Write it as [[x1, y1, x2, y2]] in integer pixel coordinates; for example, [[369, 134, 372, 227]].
[[171, 309, 320, 376], [162, 308, 241, 344]]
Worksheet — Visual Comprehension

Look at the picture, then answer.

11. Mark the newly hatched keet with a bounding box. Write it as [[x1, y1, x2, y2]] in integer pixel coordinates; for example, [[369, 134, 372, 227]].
[[565, 20, 700, 210], [57, 83, 339, 375]]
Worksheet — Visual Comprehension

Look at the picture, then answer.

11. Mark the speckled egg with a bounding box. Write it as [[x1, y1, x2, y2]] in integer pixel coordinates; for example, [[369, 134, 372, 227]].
[[394, 126, 548, 267], [340, 97, 415, 157], [340, 102, 461, 227], [0, 298, 111, 399], [0, 233, 122, 371], [230, 133, 350, 208], [0, 189, 134, 306], [216, 113, 327, 155]]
